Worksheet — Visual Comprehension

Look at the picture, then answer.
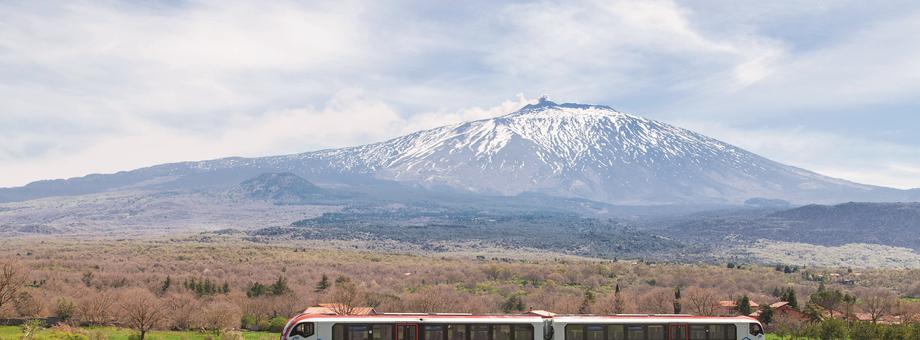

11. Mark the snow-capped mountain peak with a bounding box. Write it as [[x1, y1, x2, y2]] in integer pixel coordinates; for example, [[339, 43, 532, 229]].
[[295, 100, 881, 204]]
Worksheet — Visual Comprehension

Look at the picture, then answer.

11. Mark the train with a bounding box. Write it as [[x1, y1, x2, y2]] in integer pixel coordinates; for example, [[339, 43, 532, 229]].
[[281, 312, 765, 340]]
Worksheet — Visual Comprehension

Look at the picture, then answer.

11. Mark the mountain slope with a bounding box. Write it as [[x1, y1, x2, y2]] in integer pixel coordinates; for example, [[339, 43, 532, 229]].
[[660, 202, 920, 251], [1, 98, 915, 204], [291, 98, 904, 204], [238, 172, 324, 203]]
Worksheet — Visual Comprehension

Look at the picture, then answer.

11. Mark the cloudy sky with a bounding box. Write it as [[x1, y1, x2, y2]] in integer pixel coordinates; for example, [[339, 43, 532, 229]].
[[2, 0, 919, 189]]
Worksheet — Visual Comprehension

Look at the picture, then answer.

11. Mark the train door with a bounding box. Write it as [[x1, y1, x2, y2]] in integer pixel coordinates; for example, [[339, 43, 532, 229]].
[[396, 324, 418, 340], [667, 324, 687, 340]]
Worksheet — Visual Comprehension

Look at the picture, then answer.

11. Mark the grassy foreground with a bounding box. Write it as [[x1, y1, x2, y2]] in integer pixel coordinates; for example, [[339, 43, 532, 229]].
[[0, 326, 277, 340]]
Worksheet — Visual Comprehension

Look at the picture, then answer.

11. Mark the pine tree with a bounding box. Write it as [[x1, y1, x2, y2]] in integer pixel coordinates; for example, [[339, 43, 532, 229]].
[[737, 295, 752, 316], [784, 287, 799, 310], [315, 274, 331, 292], [758, 305, 774, 325], [270, 276, 290, 295]]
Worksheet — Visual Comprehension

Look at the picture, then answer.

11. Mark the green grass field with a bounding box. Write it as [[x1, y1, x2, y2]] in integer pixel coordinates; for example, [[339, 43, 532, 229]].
[[0, 326, 277, 340]]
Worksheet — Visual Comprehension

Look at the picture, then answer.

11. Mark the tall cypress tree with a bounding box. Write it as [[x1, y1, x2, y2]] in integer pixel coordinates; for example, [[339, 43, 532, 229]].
[[673, 287, 682, 314]]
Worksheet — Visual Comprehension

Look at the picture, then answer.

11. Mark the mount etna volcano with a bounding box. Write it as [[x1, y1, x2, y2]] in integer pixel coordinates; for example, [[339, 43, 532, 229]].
[[1, 98, 916, 205]]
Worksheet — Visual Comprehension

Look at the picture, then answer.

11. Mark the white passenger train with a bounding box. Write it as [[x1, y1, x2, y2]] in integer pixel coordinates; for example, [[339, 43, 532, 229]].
[[281, 313, 765, 340]]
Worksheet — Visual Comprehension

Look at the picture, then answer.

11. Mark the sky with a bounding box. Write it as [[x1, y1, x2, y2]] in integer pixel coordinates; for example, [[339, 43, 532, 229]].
[[1, 0, 920, 189]]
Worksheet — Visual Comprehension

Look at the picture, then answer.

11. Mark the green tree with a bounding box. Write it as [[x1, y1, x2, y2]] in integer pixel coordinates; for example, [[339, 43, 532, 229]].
[[578, 289, 595, 314], [269, 276, 290, 295], [673, 287, 682, 314], [613, 284, 625, 314], [501, 294, 525, 313], [757, 305, 774, 326], [810, 283, 843, 317], [315, 274, 331, 292], [805, 318, 847, 340], [160, 276, 172, 294], [782, 287, 799, 310], [737, 295, 752, 316], [55, 297, 76, 323]]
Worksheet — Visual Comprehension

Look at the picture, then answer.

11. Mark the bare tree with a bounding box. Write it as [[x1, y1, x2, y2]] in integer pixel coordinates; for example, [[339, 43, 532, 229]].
[[329, 281, 362, 315], [771, 313, 805, 339], [78, 290, 116, 325], [119, 288, 167, 340], [896, 301, 920, 325], [14, 291, 43, 317], [401, 285, 465, 313], [637, 288, 672, 314], [859, 288, 896, 324], [0, 261, 29, 313], [164, 292, 200, 330], [685, 287, 718, 316], [198, 299, 242, 333]]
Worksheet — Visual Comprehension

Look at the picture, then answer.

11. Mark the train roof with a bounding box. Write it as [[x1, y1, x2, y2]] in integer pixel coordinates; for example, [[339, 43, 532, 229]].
[[290, 313, 759, 324], [292, 314, 544, 323], [552, 315, 757, 324]]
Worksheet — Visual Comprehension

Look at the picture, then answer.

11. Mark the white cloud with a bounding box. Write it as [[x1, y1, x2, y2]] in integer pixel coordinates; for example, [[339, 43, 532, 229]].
[[0, 89, 534, 187], [1, 0, 919, 190], [677, 120, 920, 189]]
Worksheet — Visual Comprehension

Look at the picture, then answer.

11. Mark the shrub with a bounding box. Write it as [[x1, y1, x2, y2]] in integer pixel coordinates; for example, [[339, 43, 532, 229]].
[[87, 330, 108, 340], [56, 298, 77, 323], [20, 319, 43, 340], [256, 319, 271, 332], [220, 330, 244, 340], [268, 316, 288, 333], [241, 314, 259, 331]]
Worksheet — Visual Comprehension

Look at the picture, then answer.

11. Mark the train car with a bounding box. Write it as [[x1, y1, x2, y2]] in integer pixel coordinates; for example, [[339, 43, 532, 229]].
[[552, 315, 764, 340], [282, 314, 548, 340], [281, 314, 764, 340]]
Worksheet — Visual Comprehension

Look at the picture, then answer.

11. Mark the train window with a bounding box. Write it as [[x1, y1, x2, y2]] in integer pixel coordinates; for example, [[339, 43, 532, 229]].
[[688, 325, 706, 340], [749, 323, 763, 336], [646, 325, 665, 340], [349, 325, 371, 340], [706, 325, 736, 340], [447, 325, 467, 340], [606, 325, 624, 340], [724, 325, 736, 340], [373, 325, 394, 340], [493, 325, 512, 340], [471, 325, 489, 340], [514, 324, 533, 340], [708, 325, 725, 340], [585, 325, 604, 340], [424, 325, 445, 340], [566, 325, 585, 340], [625, 325, 644, 340], [334, 325, 345, 340], [290, 323, 315, 338]]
